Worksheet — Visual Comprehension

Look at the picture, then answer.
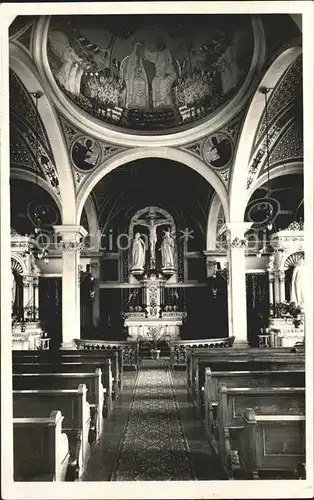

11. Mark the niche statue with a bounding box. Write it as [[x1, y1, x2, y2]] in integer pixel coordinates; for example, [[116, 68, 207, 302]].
[[161, 229, 175, 269], [131, 232, 146, 271]]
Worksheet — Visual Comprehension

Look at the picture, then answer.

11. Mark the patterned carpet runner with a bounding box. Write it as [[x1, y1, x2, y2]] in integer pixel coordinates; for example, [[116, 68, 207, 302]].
[[82, 360, 226, 481], [111, 361, 195, 480]]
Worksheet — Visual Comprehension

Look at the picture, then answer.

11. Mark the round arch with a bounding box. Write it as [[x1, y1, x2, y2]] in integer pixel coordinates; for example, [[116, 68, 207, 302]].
[[10, 168, 63, 216], [229, 46, 302, 223], [82, 195, 99, 245], [206, 193, 224, 250], [9, 42, 76, 224], [245, 161, 303, 208], [76, 147, 230, 225]]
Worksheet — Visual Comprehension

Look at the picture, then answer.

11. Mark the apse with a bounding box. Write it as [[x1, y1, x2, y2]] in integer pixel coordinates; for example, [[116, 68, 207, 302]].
[[89, 157, 215, 252]]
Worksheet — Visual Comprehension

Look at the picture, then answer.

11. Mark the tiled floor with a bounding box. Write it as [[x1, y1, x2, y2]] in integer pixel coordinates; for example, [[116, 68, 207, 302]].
[[81, 359, 226, 481]]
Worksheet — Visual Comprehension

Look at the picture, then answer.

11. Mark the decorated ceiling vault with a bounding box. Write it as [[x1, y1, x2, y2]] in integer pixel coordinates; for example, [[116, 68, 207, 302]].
[[46, 14, 256, 133]]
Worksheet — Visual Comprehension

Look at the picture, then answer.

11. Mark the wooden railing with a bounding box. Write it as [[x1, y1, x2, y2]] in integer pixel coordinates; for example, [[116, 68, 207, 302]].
[[74, 339, 140, 370], [74, 337, 235, 368]]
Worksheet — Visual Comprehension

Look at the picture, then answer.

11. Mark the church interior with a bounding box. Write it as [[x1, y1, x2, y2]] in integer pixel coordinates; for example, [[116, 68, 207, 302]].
[[5, 11, 309, 487]]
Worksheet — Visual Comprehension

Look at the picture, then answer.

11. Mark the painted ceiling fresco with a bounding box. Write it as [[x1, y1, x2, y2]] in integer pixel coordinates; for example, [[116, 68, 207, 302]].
[[47, 15, 254, 133]]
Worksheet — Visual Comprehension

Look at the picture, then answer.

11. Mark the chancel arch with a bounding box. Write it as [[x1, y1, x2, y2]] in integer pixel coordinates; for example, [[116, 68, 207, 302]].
[[76, 147, 229, 225]]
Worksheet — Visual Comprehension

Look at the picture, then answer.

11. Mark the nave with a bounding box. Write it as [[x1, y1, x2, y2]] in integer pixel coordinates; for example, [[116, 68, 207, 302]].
[[12, 343, 306, 483], [82, 360, 226, 481]]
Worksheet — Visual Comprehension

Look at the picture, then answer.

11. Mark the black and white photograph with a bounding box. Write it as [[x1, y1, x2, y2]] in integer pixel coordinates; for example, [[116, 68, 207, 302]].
[[1, 2, 313, 500]]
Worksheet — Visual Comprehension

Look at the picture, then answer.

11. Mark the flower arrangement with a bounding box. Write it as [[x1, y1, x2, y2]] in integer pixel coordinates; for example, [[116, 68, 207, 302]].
[[269, 301, 302, 319]]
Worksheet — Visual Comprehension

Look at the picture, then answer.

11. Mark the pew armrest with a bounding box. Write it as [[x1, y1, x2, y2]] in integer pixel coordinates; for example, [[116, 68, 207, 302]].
[[65, 430, 82, 481], [88, 406, 98, 445]]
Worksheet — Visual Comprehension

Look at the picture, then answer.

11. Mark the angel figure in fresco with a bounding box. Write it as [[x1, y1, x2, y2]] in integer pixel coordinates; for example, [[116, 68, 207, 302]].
[[57, 48, 80, 92], [215, 32, 242, 95]]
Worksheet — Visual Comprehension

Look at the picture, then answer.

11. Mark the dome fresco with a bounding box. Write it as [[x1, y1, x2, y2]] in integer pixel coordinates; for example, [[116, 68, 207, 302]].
[[47, 14, 256, 133]]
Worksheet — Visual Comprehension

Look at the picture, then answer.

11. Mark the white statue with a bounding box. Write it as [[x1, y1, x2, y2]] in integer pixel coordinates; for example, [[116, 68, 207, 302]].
[[131, 232, 146, 270], [290, 257, 305, 308], [11, 269, 16, 308], [161, 229, 175, 269]]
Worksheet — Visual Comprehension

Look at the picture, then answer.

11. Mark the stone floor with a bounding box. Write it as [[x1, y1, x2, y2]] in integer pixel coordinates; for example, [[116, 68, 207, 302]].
[[81, 359, 226, 481]]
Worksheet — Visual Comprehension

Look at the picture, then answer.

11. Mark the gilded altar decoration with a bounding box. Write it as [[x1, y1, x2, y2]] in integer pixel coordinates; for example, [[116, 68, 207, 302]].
[[47, 15, 255, 132]]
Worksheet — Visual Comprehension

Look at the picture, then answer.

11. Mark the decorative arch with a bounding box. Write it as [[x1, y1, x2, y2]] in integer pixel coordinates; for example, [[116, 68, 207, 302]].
[[11, 254, 27, 275], [76, 147, 230, 225], [283, 251, 304, 270], [9, 42, 76, 224], [229, 46, 302, 223], [206, 193, 224, 250], [280, 249, 304, 272], [82, 195, 99, 243], [245, 161, 303, 208], [10, 167, 63, 215]]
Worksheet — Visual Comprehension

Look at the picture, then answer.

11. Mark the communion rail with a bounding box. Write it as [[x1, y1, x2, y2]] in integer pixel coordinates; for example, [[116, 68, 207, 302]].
[[73, 337, 235, 368]]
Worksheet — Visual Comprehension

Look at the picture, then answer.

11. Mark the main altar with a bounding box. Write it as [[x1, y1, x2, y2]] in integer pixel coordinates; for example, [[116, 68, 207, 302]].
[[123, 206, 186, 341]]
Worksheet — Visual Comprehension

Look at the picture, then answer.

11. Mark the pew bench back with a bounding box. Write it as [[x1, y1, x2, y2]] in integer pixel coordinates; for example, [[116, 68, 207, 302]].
[[13, 410, 69, 481], [13, 385, 90, 478], [240, 409, 305, 479]]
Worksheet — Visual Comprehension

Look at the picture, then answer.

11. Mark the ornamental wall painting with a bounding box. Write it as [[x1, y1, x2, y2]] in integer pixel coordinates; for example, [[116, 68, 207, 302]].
[[70, 136, 101, 172], [47, 15, 255, 132], [202, 132, 233, 169]]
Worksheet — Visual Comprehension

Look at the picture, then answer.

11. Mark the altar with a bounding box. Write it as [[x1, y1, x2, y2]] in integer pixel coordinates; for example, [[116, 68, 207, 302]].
[[123, 206, 186, 341]]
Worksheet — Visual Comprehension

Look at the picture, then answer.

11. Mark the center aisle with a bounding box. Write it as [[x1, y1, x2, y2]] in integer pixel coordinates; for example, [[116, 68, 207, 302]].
[[81, 359, 226, 481]]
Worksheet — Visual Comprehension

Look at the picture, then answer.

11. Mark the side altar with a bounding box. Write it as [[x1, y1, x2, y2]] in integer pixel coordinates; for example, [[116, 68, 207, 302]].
[[123, 206, 186, 341], [266, 223, 305, 348]]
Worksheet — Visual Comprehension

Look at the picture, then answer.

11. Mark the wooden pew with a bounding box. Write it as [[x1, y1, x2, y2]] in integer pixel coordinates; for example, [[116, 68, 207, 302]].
[[206, 381, 305, 477], [12, 349, 121, 396], [13, 410, 69, 481], [204, 367, 305, 432], [13, 369, 107, 438], [13, 359, 115, 411], [13, 385, 90, 479], [238, 408, 305, 479], [187, 348, 305, 416]]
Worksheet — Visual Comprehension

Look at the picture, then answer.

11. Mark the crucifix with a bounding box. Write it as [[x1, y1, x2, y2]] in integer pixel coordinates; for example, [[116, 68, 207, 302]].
[[133, 207, 170, 269]]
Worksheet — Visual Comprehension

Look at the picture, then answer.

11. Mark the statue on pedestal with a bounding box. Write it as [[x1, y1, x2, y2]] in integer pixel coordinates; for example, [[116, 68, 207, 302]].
[[161, 229, 175, 269], [290, 257, 305, 308], [11, 269, 16, 309], [131, 232, 146, 271]]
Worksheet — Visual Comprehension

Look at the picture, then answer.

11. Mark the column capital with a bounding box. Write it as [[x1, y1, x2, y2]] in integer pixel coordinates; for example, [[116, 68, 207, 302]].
[[53, 225, 88, 251], [53, 225, 88, 239]]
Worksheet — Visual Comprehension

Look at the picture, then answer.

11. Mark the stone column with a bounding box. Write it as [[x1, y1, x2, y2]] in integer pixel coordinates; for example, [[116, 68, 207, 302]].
[[219, 222, 253, 347], [89, 253, 102, 328], [54, 225, 88, 349], [273, 270, 281, 305], [268, 271, 274, 307], [22, 275, 32, 321], [32, 276, 40, 321]]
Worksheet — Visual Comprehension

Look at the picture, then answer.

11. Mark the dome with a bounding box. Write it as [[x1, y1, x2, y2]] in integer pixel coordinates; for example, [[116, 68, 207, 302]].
[[44, 14, 262, 138]]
